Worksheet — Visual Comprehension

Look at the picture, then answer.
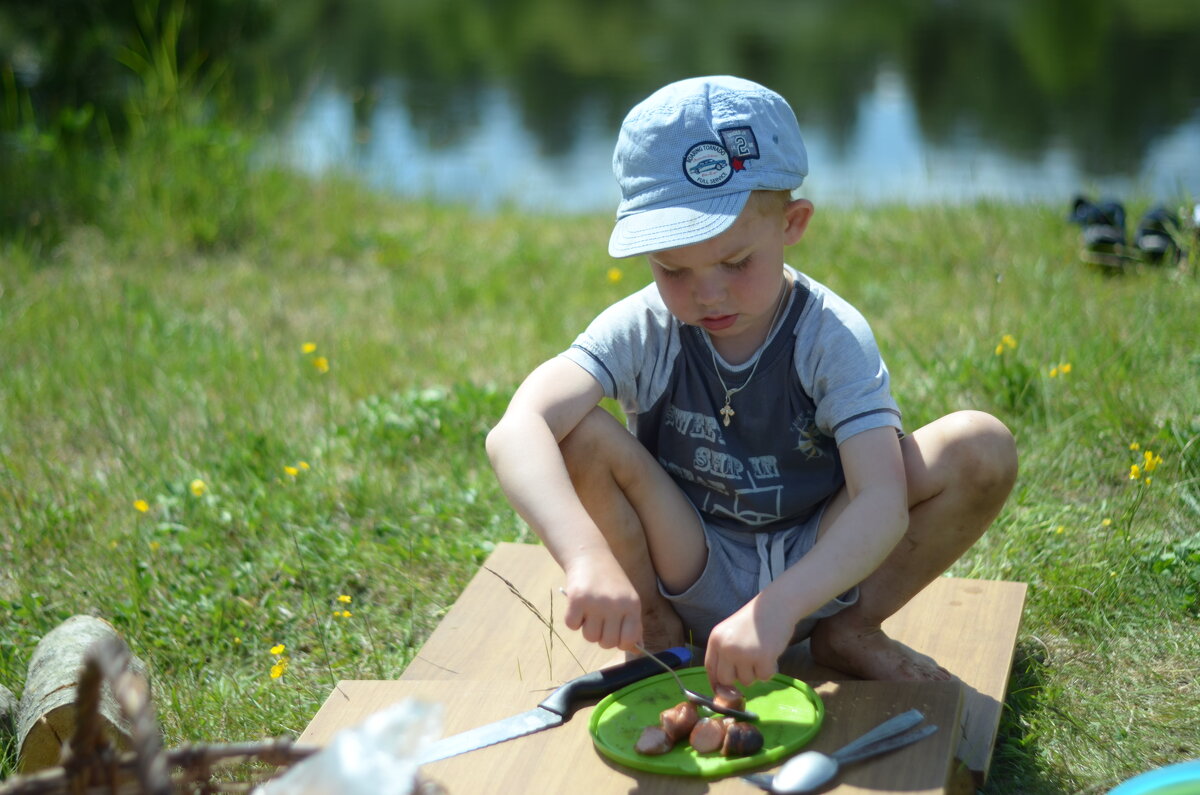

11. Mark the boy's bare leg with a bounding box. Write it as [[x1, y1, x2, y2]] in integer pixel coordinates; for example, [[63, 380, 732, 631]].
[[559, 407, 707, 651], [810, 410, 1018, 680]]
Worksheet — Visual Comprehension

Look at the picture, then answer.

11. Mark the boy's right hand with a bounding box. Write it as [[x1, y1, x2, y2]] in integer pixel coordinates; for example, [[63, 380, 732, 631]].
[[561, 554, 643, 651]]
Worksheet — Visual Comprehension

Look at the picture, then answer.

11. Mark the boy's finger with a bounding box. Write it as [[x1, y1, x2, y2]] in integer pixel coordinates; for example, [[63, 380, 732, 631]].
[[592, 620, 613, 647], [597, 615, 621, 649], [563, 596, 584, 632], [618, 613, 642, 652], [578, 610, 604, 644], [705, 648, 731, 689]]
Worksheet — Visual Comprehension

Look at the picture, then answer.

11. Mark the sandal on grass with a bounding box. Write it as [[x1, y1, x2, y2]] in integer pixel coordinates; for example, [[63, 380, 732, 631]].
[[1133, 205, 1180, 265], [1068, 195, 1127, 268]]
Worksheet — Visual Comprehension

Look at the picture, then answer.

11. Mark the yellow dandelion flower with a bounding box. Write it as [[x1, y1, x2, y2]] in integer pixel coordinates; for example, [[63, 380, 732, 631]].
[[1129, 464, 1142, 480], [337, 594, 352, 603], [1144, 477, 1153, 485], [1001, 334, 1017, 349], [1055, 525, 1065, 534], [233, 637, 242, 645], [1142, 451, 1163, 473], [313, 356, 330, 374], [298, 461, 310, 470], [1060, 363, 1071, 374], [270, 643, 285, 656], [284, 465, 299, 477], [302, 342, 317, 354], [190, 479, 207, 497], [1048, 367, 1058, 378], [133, 499, 150, 513], [994, 343, 1005, 356], [109, 539, 118, 549], [607, 267, 623, 284], [343, 610, 353, 618], [1129, 442, 1141, 451], [270, 662, 286, 679], [149, 540, 160, 552], [1101, 518, 1112, 527]]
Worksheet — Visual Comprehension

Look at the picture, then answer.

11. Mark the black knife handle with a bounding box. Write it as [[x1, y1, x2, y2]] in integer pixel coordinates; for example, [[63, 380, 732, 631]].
[[536, 646, 693, 717]]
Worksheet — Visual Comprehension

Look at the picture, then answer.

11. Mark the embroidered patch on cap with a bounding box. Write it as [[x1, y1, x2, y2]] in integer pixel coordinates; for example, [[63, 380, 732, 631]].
[[719, 126, 759, 171], [682, 142, 733, 188]]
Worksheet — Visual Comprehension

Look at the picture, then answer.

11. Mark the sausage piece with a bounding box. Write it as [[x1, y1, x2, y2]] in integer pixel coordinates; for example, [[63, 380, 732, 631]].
[[712, 683, 746, 713], [721, 721, 764, 757], [635, 724, 675, 755], [687, 716, 727, 754], [659, 701, 699, 743]]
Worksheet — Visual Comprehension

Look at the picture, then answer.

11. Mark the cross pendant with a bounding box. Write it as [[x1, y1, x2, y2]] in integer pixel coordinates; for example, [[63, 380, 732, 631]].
[[719, 399, 735, 427]]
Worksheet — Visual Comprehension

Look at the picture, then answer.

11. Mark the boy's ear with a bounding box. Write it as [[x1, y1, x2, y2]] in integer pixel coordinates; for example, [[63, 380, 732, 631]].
[[783, 199, 815, 245]]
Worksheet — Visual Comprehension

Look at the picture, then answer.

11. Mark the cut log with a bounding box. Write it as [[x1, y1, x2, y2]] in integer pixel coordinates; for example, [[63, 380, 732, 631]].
[[15, 615, 148, 774], [0, 683, 15, 730]]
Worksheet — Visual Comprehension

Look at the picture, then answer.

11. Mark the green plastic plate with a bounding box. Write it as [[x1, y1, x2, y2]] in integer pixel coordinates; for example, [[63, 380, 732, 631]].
[[589, 667, 823, 777]]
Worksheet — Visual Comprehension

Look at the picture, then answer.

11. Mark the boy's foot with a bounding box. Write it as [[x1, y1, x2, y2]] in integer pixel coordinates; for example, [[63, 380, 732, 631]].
[[611, 609, 687, 666], [642, 604, 686, 652], [809, 621, 952, 682]]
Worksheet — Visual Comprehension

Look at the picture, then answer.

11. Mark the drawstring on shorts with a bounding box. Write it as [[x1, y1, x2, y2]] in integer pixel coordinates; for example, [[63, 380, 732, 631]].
[[755, 527, 798, 592]]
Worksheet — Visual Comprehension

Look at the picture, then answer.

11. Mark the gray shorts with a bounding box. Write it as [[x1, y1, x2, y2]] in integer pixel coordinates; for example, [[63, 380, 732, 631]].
[[659, 500, 859, 646]]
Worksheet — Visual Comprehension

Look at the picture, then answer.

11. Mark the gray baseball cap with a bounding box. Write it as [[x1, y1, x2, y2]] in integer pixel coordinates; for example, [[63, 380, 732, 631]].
[[608, 75, 808, 258]]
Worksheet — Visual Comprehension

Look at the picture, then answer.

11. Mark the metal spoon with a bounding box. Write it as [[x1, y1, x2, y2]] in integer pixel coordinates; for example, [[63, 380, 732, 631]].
[[742, 709, 938, 793], [633, 642, 759, 722]]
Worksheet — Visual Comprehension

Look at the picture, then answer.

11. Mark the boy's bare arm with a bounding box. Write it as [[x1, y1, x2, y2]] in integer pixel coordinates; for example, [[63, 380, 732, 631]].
[[704, 426, 908, 686], [485, 357, 643, 650]]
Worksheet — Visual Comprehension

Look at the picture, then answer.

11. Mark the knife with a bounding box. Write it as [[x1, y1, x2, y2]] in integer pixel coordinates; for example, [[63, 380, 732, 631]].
[[416, 645, 693, 764]]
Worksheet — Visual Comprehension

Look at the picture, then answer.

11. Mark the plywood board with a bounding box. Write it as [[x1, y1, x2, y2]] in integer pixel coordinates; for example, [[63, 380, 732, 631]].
[[780, 577, 1028, 782], [399, 543, 606, 682], [312, 542, 1021, 790], [299, 678, 962, 795], [398, 542, 1024, 783]]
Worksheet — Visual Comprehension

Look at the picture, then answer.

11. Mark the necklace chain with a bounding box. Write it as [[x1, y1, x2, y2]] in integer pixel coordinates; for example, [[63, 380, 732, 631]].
[[709, 278, 791, 427]]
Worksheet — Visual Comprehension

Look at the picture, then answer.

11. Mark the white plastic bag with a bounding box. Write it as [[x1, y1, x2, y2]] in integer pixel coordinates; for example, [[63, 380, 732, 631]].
[[256, 698, 442, 795]]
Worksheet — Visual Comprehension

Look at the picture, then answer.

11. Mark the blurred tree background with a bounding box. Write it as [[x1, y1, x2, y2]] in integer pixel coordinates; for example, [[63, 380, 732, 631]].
[[3, 0, 1198, 242]]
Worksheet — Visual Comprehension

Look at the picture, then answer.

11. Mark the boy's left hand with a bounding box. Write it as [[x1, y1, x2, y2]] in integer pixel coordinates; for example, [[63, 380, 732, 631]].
[[704, 597, 793, 688]]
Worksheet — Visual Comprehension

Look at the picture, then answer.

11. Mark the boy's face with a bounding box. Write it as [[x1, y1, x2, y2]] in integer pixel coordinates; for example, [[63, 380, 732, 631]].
[[646, 197, 813, 361]]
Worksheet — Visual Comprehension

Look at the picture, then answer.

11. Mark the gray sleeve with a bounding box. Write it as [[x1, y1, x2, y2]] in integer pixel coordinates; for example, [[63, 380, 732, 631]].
[[558, 284, 679, 415], [793, 276, 903, 445]]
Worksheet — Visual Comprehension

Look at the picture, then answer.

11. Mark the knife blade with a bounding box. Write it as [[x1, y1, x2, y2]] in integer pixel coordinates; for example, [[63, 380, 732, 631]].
[[416, 645, 693, 764]]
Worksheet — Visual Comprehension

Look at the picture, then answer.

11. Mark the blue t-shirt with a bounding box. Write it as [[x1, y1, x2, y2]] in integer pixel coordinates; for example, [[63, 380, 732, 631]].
[[560, 266, 902, 535]]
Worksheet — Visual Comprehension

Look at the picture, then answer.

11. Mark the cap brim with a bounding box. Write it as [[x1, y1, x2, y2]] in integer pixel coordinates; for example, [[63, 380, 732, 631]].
[[608, 191, 751, 258]]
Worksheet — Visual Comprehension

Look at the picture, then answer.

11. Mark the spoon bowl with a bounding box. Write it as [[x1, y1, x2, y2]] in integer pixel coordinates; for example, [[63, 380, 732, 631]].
[[742, 709, 938, 794], [770, 750, 839, 792]]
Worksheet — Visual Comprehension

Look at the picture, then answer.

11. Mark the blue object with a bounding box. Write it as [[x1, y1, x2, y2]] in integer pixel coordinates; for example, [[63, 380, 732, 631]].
[[1108, 759, 1200, 795]]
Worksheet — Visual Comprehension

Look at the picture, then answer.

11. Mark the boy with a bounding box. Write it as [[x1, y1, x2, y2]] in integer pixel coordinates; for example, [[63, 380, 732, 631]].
[[485, 76, 1017, 687]]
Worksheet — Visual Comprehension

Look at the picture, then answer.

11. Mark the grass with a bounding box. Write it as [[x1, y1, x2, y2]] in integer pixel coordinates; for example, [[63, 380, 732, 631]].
[[1, 118, 1198, 793]]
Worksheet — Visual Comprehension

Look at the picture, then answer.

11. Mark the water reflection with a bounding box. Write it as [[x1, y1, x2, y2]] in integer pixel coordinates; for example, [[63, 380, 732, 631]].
[[282, 68, 1200, 212], [265, 0, 1200, 211], [286, 80, 621, 213], [10, 0, 1198, 211]]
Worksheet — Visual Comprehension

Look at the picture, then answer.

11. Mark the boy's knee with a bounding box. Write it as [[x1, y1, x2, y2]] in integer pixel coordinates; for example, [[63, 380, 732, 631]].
[[559, 406, 628, 481], [943, 410, 1018, 498]]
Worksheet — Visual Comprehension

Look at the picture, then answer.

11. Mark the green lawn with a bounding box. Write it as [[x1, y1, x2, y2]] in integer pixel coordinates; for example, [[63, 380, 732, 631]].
[[1, 142, 1198, 792]]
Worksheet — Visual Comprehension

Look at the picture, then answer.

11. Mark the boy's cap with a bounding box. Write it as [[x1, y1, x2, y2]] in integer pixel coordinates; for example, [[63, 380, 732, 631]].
[[609, 75, 808, 259]]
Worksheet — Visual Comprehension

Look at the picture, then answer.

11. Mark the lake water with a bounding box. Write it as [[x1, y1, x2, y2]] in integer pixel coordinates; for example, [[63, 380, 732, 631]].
[[271, 0, 1200, 216], [280, 67, 1200, 214]]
